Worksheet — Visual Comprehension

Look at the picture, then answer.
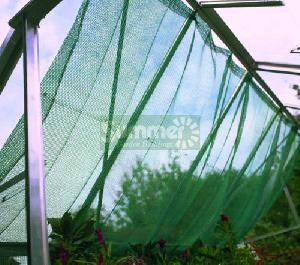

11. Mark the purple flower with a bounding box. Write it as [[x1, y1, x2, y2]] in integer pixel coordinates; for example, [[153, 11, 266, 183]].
[[58, 244, 68, 265], [95, 228, 106, 247], [221, 213, 229, 223], [157, 239, 166, 253]]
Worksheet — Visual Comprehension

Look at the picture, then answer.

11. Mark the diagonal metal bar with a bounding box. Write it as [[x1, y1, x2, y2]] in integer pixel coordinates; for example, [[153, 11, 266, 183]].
[[0, 29, 22, 94], [246, 224, 300, 242], [0, 0, 63, 94], [186, 0, 299, 128]]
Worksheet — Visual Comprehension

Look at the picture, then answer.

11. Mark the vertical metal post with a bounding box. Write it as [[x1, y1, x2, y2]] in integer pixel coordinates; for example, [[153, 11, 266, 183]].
[[23, 18, 50, 265]]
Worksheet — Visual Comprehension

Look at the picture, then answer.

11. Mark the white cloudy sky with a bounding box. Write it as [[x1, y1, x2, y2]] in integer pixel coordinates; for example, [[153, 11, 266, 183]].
[[216, 0, 300, 111], [0, 0, 83, 147], [0, 0, 299, 147]]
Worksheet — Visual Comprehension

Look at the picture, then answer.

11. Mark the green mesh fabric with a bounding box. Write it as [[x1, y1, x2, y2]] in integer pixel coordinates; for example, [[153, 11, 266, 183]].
[[0, 0, 299, 250]]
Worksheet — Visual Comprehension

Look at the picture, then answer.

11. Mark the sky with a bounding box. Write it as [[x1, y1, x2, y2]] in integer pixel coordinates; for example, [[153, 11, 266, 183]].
[[0, 0, 83, 147], [216, 0, 300, 110], [0, 0, 299, 148]]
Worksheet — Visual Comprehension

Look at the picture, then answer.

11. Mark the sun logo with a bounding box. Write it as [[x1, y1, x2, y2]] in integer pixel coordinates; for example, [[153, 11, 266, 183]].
[[172, 116, 200, 149]]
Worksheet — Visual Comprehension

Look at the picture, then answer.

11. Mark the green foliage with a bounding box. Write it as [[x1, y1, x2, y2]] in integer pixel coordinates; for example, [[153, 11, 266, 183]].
[[48, 208, 107, 264], [113, 159, 185, 229], [111, 159, 240, 233], [47, 198, 257, 261], [184, 220, 256, 265], [248, 153, 300, 264], [50, 157, 300, 264], [48, 159, 257, 264], [112, 219, 256, 265]]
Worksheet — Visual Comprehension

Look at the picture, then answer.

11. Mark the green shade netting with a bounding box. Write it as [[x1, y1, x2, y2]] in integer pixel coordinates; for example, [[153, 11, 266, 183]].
[[0, 0, 299, 250]]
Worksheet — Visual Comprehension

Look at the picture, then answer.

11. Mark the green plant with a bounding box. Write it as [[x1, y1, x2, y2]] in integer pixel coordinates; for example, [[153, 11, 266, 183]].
[[247, 153, 300, 264], [48, 210, 111, 265], [48, 210, 257, 265]]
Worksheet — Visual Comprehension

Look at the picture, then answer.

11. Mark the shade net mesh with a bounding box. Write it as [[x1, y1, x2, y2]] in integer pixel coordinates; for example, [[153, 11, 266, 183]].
[[0, 0, 299, 252]]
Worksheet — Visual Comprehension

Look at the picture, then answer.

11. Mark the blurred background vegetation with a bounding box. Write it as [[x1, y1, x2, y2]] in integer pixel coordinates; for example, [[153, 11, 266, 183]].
[[248, 151, 300, 264]]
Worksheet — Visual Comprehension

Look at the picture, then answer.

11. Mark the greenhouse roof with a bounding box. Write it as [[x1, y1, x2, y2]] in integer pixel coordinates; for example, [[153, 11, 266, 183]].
[[0, 0, 299, 148], [0, 0, 299, 263]]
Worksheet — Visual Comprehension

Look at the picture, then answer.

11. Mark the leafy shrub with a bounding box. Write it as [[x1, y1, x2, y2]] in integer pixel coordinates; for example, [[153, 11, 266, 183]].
[[48, 211, 257, 265]]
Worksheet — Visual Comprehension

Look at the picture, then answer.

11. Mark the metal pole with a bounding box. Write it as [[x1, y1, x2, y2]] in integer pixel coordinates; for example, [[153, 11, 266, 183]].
[[257, 67, 300, 76], [199, 0, 284, 8], [256, 61, 300, 76], [256, 61, 300, 69], [23, 18, 49, 265], [286, 105, 300, 111], [246, 224, 300, 242]]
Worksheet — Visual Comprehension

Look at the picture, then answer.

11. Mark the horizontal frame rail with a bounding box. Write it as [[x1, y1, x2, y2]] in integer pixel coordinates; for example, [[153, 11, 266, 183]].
[[199, 0, 284, 8], [256, 61, 300, 76], [257, 61, 300, 69], [291, 47, 300, 54], [246, 225, 300, 242], [286, 105, 300, 110], [0, 242, 27, 257], [257, 67, 300, 76]]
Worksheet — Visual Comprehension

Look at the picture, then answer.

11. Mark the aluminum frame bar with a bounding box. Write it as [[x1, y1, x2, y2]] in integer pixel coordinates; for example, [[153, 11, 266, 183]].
[[286, 105, 300, 110], [0, 29, 22, 94], [199, 0, 284, 8], [23, 18, 49, 265], [257, 61, 300, 76], [257, 67, 300, 76], [186, 0, 299, 128], [246, 224, 300, 242], [0, 0, 63, 94], [256, 61, 300, 69], [291, 47, 300, 54]]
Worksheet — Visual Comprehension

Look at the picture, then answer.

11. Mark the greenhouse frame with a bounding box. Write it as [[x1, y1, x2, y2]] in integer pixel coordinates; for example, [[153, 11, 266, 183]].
[[0, 0, 299, 264]]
